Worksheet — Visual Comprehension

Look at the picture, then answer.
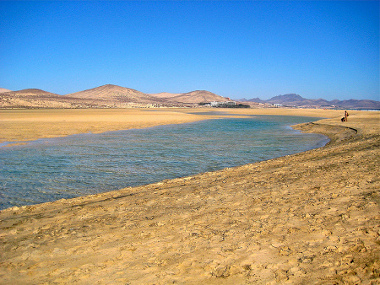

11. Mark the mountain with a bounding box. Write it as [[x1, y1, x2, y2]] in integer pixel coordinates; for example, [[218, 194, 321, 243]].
[[0, 88, 83, 108], [66, 84, 164, 105], [335, 99, 380, 110], [3, 86, 377, 110], [0, 85, 232, 108], [2, 88, 61, 97], [268, 94, 304, 104], [151, 90, 230, 104], [243, 94, 380, 110]]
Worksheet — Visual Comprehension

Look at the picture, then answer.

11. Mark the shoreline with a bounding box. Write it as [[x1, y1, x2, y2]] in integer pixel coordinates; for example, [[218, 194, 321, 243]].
[[1, 114, 330, 211], [0, 112, 355, 212], [0, 109, 379, 284]]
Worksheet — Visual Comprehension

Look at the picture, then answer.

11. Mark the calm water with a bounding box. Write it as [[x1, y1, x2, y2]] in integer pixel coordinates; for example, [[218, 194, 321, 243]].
[[0, 116, 328, 210]]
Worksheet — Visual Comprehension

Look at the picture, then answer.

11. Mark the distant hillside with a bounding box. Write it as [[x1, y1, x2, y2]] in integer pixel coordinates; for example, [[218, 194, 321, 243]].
[[3, 86, 376, 110], [242, 94, 380, 110], [0, 89, 90, 108], [151, 90, 230, 104], [66, 84, 164, 105], [0, 85, 233, 108], [268, 94, 304, 104], [3, 89, 60, 97], [0, 88, 11, 93]]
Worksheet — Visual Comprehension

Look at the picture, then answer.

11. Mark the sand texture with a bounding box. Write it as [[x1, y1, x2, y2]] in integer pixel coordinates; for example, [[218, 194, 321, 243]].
[[0, 109, 379, 284]]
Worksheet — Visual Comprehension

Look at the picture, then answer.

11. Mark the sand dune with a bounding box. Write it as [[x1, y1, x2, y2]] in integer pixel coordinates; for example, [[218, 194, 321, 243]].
[[0, 109, 379, 284]]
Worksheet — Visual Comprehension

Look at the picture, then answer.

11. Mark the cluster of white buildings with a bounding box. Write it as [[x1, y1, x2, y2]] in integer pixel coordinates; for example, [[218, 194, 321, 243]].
[[209, 101, 237, 107]]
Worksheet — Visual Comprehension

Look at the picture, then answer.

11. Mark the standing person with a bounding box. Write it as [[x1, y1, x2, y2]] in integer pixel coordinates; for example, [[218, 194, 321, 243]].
[[345, 111, 349, 122]]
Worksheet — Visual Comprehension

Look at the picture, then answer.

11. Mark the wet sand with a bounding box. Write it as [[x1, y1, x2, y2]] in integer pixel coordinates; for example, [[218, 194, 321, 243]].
[[0, 109, 379, 284]]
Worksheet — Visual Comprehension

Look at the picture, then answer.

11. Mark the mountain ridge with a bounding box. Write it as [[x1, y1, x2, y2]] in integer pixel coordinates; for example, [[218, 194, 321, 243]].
[[240, 93, 380, 110], [0, 85, 231, 108], [1, 87, 378, 109]]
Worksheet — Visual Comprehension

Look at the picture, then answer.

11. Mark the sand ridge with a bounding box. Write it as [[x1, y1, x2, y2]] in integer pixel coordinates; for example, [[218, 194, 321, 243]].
[[0, 109, 379, 284]]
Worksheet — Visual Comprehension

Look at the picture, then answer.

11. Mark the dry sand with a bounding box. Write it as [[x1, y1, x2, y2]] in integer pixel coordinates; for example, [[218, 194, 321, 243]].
[[0, 108, 379, 284], [0, 109, 219, 144]]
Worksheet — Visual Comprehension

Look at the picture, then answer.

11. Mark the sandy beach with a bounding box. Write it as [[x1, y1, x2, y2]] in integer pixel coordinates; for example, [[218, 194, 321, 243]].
[[0, 109, 218, 145], [0, 108, 379, 284]]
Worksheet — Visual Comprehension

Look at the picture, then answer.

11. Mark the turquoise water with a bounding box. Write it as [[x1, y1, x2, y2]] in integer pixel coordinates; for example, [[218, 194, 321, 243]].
[[0, 115, 328, 210]]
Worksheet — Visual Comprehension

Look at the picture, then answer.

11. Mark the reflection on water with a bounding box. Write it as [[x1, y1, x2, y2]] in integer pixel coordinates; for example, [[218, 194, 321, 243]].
[[0, 116, 328, 209]]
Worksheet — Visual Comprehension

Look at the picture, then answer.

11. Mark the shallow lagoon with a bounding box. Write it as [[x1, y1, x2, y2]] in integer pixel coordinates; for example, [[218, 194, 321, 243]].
[[0, 115, 328, 210]]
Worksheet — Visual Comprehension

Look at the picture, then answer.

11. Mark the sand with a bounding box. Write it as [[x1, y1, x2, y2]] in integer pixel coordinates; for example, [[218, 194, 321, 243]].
[[0, 108, 379, 284], [0, 109, 219, 144]]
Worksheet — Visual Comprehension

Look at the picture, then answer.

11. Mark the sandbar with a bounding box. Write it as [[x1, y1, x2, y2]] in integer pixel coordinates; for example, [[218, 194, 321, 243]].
[[0, 109, 216, 144]]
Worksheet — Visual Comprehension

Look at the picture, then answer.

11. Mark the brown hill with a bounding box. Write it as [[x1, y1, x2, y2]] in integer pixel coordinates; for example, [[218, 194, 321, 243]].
[[0, 89, 91, 109], [0, 85, 235, 108], [66, 84, 164, 104], [0, 88, 11, 93], [152, 90, 230, 104], [3, 88, 61, 98]]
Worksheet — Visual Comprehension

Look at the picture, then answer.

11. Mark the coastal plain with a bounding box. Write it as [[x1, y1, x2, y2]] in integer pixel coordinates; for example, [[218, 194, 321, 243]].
[[0, 108, 379, 284]]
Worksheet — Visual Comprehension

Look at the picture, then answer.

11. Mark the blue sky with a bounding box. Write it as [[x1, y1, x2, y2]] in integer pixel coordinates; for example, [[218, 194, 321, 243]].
[[0, 1, 379, 101]]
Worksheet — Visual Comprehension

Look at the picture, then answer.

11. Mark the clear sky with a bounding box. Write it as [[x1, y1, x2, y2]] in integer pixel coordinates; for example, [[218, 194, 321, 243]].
[[0, 1, 379, 101]]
